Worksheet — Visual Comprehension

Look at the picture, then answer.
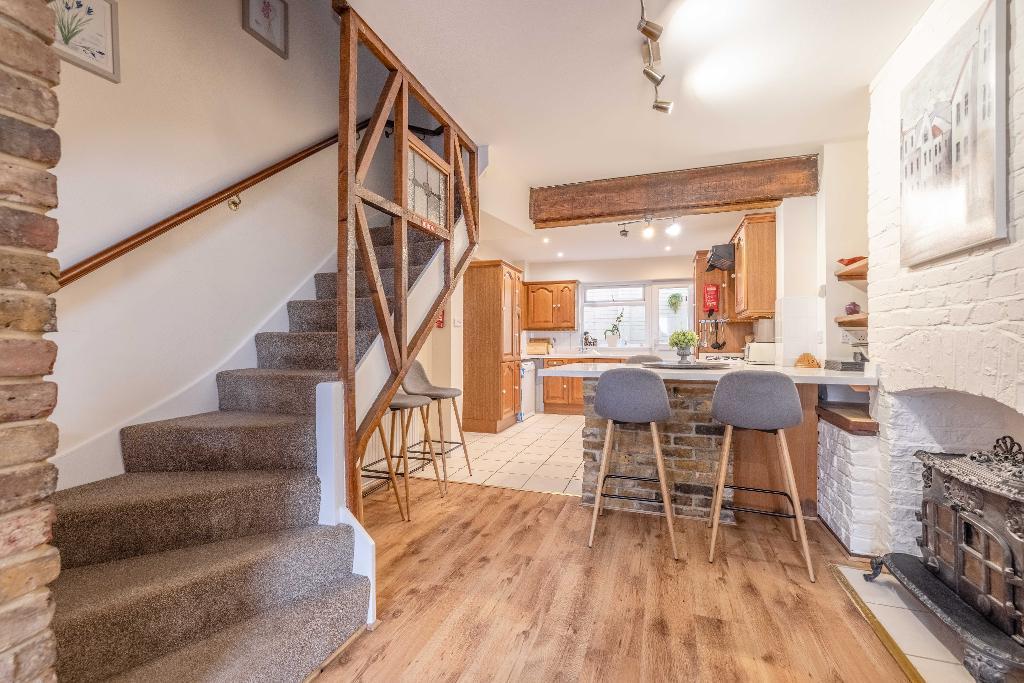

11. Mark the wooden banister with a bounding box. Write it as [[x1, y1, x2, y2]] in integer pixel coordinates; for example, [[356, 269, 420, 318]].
[[58, 134, 339, 287]]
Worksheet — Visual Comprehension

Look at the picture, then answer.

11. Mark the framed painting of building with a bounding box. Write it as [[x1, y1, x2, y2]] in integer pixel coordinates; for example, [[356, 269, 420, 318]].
[[899, 0, 1007, 267]]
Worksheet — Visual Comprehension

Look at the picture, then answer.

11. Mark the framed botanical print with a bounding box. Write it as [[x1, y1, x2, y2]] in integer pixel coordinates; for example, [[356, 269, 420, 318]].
[[243, 0, 289, 59], [49, 0, 121, 83]]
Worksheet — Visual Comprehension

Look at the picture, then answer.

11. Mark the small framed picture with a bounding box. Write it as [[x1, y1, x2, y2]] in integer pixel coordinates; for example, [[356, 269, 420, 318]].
[[48, 0, 121, 83], [243, 0, 289, 59]]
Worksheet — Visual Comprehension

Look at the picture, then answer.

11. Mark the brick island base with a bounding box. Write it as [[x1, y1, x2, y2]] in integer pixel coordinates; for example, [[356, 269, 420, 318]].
[[581, 379, 736, 522]]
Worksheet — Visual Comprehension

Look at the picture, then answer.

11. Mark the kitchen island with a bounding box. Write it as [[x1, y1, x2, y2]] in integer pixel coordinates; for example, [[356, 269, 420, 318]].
[[537, 363, 876, 520]]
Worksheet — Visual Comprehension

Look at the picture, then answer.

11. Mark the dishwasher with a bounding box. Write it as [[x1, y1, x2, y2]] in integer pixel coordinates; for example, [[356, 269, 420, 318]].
[[518, 360, 537, 421]]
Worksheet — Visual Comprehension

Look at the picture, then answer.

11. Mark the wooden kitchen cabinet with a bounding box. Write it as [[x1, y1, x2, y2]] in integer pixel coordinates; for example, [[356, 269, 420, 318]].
[[541, 357, 623, 415], [692, 250, 752, 354], [524, 280, 578, 330], [463, 260, 524, 433], [731, 213, 776, 319]]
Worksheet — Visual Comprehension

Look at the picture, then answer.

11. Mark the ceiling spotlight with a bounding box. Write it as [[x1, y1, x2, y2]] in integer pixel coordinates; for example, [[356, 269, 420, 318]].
[[619, 227, 630, 238], [642, 226, 655, 239], [643, 64, 665, 87], [665, 222, 681, 236], [637, 17, 663, 41], [542, 237, 550, 244], [653, 98, 674, 114], [556, 251, 564, 258], [664, 246, 672, 252]]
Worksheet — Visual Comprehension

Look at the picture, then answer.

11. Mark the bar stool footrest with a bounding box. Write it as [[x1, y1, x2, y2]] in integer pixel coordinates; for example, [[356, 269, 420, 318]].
[[407, 438, 464, 456], [720, 483, 797, 519], [601, 493, 664, 504], [721, 503, 796, 519], [605, 473, 660, 484]]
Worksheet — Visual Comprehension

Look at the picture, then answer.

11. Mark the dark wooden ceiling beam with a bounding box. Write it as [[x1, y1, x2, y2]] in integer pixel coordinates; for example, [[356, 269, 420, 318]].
[[528, 154, 819, 229]]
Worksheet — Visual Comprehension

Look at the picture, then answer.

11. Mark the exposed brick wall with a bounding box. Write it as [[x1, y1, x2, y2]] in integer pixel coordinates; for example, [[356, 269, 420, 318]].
[[816, 420, 880, 555], [582, 380, 734, 521], [867, 0, 1024, 553], [0, 0, 61, 679]]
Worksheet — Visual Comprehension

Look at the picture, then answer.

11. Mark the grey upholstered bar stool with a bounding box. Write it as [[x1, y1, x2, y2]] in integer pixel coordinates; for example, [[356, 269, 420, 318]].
[[363, 392, 441, 522], [588, 367, 679, 560], [402, 361, 472, 492], [708, 370, 814, 582], [625, 354, 662, 364]]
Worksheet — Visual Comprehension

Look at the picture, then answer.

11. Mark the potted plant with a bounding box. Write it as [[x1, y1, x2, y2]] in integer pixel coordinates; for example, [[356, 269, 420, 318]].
[[604, 310, 624, 348], [669, 330, 699, 362], [666, 292, 683, 314]]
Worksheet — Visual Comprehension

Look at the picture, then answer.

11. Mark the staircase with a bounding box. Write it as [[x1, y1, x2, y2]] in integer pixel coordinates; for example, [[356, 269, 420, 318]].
[[49, 225, 443, 682]]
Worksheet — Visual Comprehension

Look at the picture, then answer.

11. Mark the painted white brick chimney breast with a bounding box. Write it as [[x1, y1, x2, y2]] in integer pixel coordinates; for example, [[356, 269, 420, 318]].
[[866, 0, 1024, 554]]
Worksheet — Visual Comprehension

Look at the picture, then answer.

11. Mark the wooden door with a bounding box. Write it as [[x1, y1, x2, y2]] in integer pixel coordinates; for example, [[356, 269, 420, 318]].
[[501, 268, 516, 360], [500, 361, 516, 419], [525, 284, 556, 329], [569, 377, 584, 406], [555, 283, 576, 328], [733, 225, 748, 315]]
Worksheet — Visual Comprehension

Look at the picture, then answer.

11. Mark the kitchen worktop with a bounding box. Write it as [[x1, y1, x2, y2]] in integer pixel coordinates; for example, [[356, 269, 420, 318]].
[[523, 353, 634, 360], [537, 362, 878, 386]]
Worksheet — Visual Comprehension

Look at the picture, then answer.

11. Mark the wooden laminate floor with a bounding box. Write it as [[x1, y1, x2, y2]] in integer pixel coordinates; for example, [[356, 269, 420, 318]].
[[320, 480, 906, 682]]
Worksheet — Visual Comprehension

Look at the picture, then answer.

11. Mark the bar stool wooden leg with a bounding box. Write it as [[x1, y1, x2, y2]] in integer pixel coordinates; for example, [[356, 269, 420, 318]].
[[651, 422, 679, 561], [708, 424, 733, 562], [588, 419, 614, 548], [377, 421, 406, 521], [777, 430, 815, 582], [400, 409, 412, 522], [435, 400, 449, 488], [452, 397, 472, 475], [419, 405, 444, 496], [598, 422, 617, 518]]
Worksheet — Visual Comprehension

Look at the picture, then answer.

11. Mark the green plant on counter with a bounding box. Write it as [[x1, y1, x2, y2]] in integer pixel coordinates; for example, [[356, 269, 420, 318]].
[[668, 330, 699, 350], [604, 310, 624, 337], [666, 292, 683, 313]]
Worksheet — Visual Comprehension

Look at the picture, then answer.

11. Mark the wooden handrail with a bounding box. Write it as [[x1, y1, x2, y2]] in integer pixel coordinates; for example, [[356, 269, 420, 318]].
[[58, 133, 339, 287]]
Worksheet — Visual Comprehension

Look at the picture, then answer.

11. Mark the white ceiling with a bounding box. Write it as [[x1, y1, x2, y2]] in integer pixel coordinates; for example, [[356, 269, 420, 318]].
[[347, 0, 929, 187], [346, 0, 930, 263], [480, 210, 747, 263]]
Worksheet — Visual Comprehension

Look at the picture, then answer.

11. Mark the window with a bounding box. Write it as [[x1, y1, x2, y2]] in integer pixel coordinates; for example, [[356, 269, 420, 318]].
[[581, 282, 691, 349]]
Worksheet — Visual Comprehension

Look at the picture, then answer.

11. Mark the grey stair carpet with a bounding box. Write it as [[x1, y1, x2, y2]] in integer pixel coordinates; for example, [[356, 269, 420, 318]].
[[51, 248, 442, 678], [217, 368, 334, 415], [121, 411, 316, 472], [109, 574, 370, 683], [52, 470, 320, 569], [53, 525, 355, 682]]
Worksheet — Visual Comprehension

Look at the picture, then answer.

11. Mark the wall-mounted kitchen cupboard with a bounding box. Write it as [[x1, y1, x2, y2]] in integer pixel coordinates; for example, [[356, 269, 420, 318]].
[[523, 281, 578, 330], [731, 213, 776, 319]]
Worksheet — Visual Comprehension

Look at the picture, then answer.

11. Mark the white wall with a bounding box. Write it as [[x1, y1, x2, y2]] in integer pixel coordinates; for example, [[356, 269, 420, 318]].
[[863, 0, 1024, 553], [818, 140, 869, 361], [773, 197, 819, 366], [524, 255, 691, 282], [50, 0, 341, 486]]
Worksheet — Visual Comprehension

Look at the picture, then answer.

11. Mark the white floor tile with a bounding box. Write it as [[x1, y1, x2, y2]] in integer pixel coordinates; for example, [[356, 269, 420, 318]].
[[463, 462, 502, 474], [497, 461, 540, 476], [563, 480, 583, 496], [836, 567, 929, 612], [870, 605, 961, 664], [522, 475, 573, 494], [546, 453, 583, 466], [448, 470, 495, 484], [485, 472, 532, 489], [511, 451, 551, 464], [908, 656, 972, 682], [534, 462, 580, 478]]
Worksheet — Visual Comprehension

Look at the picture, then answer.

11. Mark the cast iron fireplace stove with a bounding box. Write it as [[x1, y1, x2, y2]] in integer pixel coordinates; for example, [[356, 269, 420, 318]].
[[866, 436, 1024, 682]]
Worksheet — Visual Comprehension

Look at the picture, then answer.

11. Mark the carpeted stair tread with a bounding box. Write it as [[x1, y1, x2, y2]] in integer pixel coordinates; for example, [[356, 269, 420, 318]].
[[53, 470, 320, 569], [288, 296, 391, 333], [361, 239, 439, 270], [370, 223, 439, 247], [121, 411, 315, 473], [315, 261, 430, 300], [255, 330, 376, 369], [53, 525, 355, 682], [217, 368, 334, 415], [110, 573, 370, 683]]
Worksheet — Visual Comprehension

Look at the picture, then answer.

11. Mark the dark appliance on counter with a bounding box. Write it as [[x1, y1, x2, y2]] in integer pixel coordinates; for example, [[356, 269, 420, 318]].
[[705, 243, 735, 272]]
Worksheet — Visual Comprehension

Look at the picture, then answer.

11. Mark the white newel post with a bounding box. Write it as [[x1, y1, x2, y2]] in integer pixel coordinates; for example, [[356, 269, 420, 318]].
[[316, 381, 376, 626]]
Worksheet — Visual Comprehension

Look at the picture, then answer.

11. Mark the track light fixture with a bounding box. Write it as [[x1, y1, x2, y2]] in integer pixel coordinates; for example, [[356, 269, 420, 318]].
[[652, 88, 674, 114], [638, 1, 671, 115], [637, 1, 664, 41], [643, 61, 665, 87]]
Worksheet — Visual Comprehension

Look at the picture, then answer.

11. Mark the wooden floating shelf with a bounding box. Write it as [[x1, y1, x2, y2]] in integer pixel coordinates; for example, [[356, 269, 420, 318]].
[[835, 313, 868, 328], [835, 258, 868, 282]]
